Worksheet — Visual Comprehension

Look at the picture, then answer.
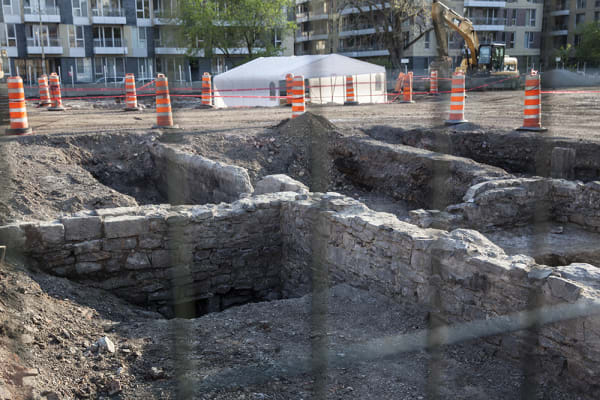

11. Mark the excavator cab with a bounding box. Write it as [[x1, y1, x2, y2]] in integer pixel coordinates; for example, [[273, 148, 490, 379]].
[[477, 43, 505, 73]]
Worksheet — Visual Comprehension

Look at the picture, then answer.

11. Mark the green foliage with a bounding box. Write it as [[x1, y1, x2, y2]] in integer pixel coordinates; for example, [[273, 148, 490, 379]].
[[554, 43, 572, 65], [575, 22, 600, 64], [177, 0, 295, 62]]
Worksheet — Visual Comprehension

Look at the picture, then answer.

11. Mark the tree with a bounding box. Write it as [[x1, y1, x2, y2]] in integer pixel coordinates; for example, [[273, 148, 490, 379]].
[[334, 0, 431, 69], [554, 44, 572, 67], [177, 0, 295, 63], [575, 22, 600, 65]]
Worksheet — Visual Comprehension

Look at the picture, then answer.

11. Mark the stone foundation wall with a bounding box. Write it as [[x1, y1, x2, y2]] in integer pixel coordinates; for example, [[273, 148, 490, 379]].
[[0, 193, 293, 316], [149, 143, 254, 205], [1, 190, 600, 393], [332, 137, 511, 209], [443, 178, 600, 232], [365, 127, 600, 182], [280, 193, 600, 394]]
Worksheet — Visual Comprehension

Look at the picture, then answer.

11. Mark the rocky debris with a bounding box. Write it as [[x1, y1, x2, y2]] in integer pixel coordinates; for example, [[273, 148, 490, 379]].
[[253, 174, 309, 195], [147, 367, 166, 380], [97, 336, 115, 353]]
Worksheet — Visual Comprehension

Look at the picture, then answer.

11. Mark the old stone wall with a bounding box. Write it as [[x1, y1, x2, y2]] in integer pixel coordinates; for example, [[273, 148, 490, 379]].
[[2, 190, 600, 393], [441, 178, 600, 232], [0, 193, 294, 317], [149, 142, 254, 205], [365, 127, 600, 182], [332, 137, 511, 209], [280, 193, 600, 394]]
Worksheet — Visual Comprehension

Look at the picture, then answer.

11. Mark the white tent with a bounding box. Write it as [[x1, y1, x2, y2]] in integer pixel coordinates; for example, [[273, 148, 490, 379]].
[[212, 54, 387, 108]]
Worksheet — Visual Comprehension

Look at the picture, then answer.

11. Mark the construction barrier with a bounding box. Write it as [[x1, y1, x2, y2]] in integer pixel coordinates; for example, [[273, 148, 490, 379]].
[[286, 73, 294, 105], [445, 72, 468, 125], [154, 74, 176, 128], [38, 75, 51, 107], [400, 71, 414, 103], [201, 72, 212, 106], [291, 75, 305, 119], [124, 73, 140, 111], [47, 72, 65, 111], [344, 75, 357, 105], [517, 71, 547, 132], [429, 70, 439, 96], [6, 76, 32, 135]]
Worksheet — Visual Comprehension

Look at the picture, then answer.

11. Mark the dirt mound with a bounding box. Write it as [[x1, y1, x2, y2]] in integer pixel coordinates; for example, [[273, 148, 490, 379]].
[[272, 112, 344, 192], [274, 111, 340, 139]]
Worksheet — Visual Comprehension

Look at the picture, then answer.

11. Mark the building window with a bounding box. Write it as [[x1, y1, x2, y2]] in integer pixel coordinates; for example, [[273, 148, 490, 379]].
[[511, 9, 517, 25], [576, 13, 586, 25], [93, 26, 123, 47], [576, 0, 587, 8], [26, 24, 60, 46], [94, 56, 125, 78], [526, 9, 536, 26], [596, 0, 600, 7], [524, 31, 534, 48], [0, 23, 17, 46], [137, 27, 147, 47], [595, 11, 600, 20], [2, 0, 18, 16], [506, 31, 515, 48], [68, 25, 85, 48], [91, 0, 123, 16], [136, 0, 149, 18], [76, 58, 92, 82], [72, 0, 88, 17], [424, 30, 430, 49], [24, 0, 59, 15], [574, 34, 582, 46]]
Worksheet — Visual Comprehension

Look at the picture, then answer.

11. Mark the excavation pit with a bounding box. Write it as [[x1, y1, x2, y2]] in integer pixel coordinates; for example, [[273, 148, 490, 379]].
[[2, 110, 600, 396]]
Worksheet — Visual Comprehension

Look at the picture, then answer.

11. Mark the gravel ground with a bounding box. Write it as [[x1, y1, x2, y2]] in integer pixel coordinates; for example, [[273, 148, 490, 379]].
[[0, 260, 587, 400], [15, 89, 600, 140]]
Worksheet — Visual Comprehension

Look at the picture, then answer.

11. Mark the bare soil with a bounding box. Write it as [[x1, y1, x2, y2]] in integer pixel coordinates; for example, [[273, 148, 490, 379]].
[[1, 91, 600, 399]]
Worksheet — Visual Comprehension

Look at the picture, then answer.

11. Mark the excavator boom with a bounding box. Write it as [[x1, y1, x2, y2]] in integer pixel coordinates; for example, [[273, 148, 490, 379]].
[[432, 0, 479, 69]]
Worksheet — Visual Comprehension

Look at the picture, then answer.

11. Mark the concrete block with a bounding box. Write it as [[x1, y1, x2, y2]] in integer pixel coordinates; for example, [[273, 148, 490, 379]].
[[73, 240, 102, 255], [126, 252, 151, 270], [0, 223, 27, 250], [104, 215, 150, 239], [63, 216, 102, 241]]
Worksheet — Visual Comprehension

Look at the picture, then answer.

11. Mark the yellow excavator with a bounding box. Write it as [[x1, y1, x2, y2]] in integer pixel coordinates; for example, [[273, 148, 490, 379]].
[[431, 0, 520, 89]]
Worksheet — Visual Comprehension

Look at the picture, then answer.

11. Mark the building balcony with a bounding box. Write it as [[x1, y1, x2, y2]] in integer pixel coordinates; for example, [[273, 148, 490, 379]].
[[295, 31, 329, 42], [93, 38, 128, 54], [296, 12, 328, 23], [0, 46, 18, 57], [338, 46, 389, 58], [2, 6, 21, 23], [549, 26, 569, 36], [154, 46, 187, 55], [550, 9, 570, 16], [153, 10, 180, 24], [471, 17, 506, 30], [23, 6, 61, 22], [26, 38, 63, 54], [91, 7, 126, 24], [339, 27, 376, 37], [464, 0, 506, 7]]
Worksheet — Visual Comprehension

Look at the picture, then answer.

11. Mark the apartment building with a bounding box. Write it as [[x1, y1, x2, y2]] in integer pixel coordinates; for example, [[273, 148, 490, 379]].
[[0, 0, 293, 84], [294, 0, 544, 73], [543, 0, 600, 66]]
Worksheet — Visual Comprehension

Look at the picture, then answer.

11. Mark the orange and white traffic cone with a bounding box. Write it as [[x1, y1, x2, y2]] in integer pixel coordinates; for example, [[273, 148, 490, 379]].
[[344, 75, 357, 105], [445, 72, 468, 125], [517, 71, 547, 132], [154, 74, 178, 129], [47, 72, 65, 111], [6, 76, 32, 135], [285, 73, 294, 106], [38, 75, 51, 107], [400, 71, 414, 103], [124, 73, 140, 111], [291, 75, 305, 119], [201, 72, 212, 106], [429, 70, 439, 96]]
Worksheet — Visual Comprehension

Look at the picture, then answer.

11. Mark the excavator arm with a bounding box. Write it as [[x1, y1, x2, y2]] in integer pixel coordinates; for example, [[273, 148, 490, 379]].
[[432, 0, 479, 69]]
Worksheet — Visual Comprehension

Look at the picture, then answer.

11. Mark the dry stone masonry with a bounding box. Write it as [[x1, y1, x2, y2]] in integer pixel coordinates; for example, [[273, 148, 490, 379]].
[[2, 186, 600, 393]]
